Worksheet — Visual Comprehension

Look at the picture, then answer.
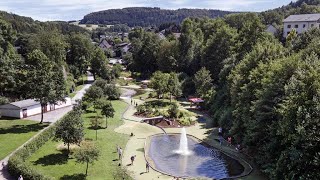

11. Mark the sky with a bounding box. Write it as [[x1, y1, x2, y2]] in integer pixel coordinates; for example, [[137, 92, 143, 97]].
[[0, 0, 294, 21]]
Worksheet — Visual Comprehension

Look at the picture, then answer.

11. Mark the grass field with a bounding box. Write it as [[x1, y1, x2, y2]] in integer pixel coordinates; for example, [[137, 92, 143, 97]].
[[25, 101, 131, 180], [0, 119, 48, 160]]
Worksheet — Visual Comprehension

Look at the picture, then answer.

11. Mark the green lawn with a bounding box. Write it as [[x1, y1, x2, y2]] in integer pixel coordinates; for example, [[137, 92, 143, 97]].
[[0, 119, 48, 160], [26, 101, 131, 180]]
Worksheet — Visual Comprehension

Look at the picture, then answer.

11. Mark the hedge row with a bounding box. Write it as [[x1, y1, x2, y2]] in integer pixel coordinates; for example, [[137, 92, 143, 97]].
[[7, 122, 56, 180], [7, 108, 79, 180]]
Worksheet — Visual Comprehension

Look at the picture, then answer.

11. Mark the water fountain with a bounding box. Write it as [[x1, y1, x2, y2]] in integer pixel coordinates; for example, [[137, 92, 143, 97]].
[[175, 127, 192, 155], [146, 127, 248, 179]]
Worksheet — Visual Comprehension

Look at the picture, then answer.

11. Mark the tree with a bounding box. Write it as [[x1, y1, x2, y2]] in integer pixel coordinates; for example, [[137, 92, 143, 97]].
[[193, 67, 214, 101], [54, 109, 84, 154], [91, 47, 108, 80], [66, 33, 94, 81], [90, 115, 103, 140], [100, 100, 115, 128], [201, 22, 237, 83], [26, 49, 66, 123], [150, 71, 170, 99], [83, 86, 104, 111], [74, 141, 100, 176], [168, 73, 182, 102]]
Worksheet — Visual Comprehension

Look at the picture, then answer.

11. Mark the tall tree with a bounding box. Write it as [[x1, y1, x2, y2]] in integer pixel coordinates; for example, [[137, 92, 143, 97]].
[[100, 100, 115, 128], [54, 108, 84, 154], [193, 67, 214, 103], [168, 73, 182, 102], [26, 50, 66, 123], [67, 33, 94, 80], [74, 141, 100, 176]]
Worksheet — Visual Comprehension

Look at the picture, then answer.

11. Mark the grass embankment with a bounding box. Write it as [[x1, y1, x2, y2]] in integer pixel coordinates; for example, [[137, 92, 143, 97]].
[[25, 101, 130, 180], [0, 119, 48, 160]]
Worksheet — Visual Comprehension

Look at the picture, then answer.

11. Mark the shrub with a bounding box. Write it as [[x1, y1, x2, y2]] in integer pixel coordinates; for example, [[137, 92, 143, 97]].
[[136, 105, 146, 113], [8, 123, 56, 179], [148, 91, 157, 98], [0, 96, 9, 105], [168, 103, 179, 118]]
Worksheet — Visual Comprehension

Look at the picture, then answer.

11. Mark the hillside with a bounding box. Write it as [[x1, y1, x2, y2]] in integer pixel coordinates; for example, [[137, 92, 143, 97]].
[[0, 11, 88, 35], [80, 7, 234, 27]]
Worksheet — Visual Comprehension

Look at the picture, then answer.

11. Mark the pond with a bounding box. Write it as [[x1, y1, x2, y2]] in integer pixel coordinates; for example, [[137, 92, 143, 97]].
[[147, 134, 244, 179]]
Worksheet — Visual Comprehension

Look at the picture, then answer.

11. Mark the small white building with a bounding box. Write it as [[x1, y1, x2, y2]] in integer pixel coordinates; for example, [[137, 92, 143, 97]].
[[283, 13, 320, 38], [0, 98, 72, 119]]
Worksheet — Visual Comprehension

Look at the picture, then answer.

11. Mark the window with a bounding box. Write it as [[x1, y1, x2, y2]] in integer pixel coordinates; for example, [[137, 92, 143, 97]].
[[303, 24, 306, 28], [311, 24, 314, 27], [287, 24, 291, 28], [295, 24, 298, 28]]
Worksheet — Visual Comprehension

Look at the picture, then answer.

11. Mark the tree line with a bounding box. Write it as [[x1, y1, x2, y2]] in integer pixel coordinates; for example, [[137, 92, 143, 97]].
[[81, 7, 233, 27], [126, 9, 320, 179]]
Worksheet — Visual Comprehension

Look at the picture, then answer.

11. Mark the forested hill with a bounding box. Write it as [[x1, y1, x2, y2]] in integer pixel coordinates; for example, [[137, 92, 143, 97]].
[[0, 11, 88, 35], [80, 7, 234, 27]]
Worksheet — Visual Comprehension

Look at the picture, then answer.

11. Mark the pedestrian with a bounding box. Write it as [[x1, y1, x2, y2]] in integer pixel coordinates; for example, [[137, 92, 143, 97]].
[[218, 127, 222, 136], [131, 99, 133, 105], [119, 147, 123, 160], [130, 132, 134, 137], [146, 162, 150, 172], [227, 137, 232, 146], [236, 144, 241, 152], [135, 102, 138, 107], [130, 155, 136, 165], [219, 135, 223, 146], [18, 175, 23, 180]]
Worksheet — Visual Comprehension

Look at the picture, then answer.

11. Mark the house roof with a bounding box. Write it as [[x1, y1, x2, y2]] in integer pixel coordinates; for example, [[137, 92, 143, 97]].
[[10, 99, 39, 108], [283, 14, 320, 22]]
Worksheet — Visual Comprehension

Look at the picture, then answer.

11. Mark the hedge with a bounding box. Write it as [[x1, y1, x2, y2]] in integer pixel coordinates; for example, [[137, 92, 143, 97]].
[[7, 109, 78, 180]]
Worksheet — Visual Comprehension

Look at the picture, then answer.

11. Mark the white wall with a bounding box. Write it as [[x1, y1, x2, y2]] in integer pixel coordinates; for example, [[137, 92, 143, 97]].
[[283, 21, 320, 37], [55, 97, 72, 109], [24, 104, 42, 117], [0, 108, 21, 118]]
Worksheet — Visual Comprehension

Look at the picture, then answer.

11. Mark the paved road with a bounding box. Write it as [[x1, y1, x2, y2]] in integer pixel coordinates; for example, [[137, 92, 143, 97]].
[[0, 73, 94, 180]]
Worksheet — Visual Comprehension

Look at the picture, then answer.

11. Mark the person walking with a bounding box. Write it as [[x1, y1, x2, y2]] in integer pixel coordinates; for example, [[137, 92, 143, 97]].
[[18, 175, 23, 180], [119, 147, 123, 160], [146, 162, 150, 172], [130, 155, 136, 165], [227, 137, 232, 146], [218, 127, 222, 136]]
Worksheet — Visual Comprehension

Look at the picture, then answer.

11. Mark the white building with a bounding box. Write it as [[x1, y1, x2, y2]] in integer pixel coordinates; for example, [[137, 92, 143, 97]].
[[0, 98, 72, 119], [283, 13, 320, 38]]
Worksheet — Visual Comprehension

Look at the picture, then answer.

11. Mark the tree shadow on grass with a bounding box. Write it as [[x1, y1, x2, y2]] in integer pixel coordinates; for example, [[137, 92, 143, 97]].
[[33, 153, 68, 166], [60, 173, 86, 180], [0, 123, 49, 134]]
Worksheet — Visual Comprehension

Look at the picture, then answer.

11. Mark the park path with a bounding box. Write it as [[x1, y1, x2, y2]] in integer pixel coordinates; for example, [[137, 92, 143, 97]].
[[0, 72, 94, 180]]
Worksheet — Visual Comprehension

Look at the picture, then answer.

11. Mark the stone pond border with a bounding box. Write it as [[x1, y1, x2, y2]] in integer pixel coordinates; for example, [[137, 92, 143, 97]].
[[144, 133, 253, 180]]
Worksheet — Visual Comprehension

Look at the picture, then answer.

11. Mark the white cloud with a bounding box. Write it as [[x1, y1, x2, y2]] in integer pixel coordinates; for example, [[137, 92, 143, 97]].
[[0, 0, 291, 21]]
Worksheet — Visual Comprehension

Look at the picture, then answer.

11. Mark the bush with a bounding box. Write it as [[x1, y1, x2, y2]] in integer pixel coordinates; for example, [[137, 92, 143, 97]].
[[148, 92, 157, 98], [8, 123, 56, 179], [0, 96, 9, 105], [168, 103, 179, 118], [136, 105, 146, 113]]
